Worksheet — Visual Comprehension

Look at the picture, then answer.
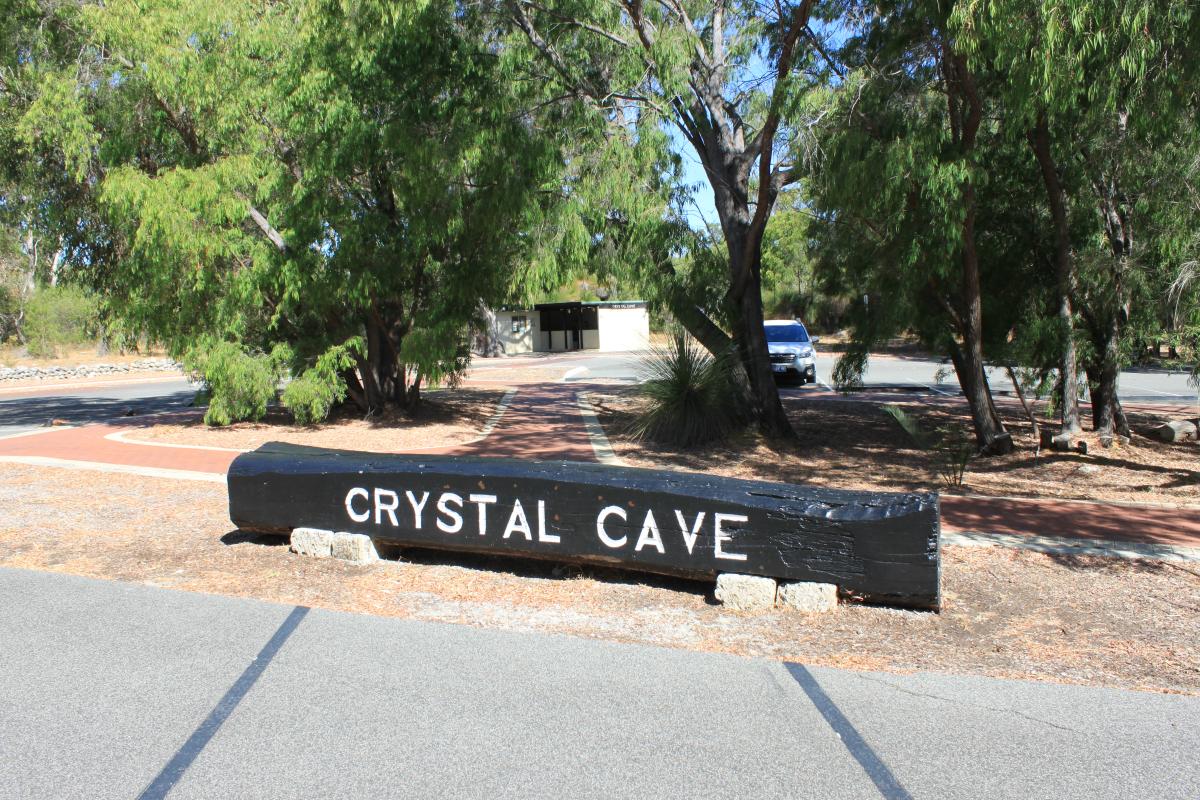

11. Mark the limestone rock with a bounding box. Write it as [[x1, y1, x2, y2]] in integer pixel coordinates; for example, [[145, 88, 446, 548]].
[[290, 527, 334, 558], [331, 532, 379, 565], [778, 581, 839, 613], [714, 573, 777, 611]]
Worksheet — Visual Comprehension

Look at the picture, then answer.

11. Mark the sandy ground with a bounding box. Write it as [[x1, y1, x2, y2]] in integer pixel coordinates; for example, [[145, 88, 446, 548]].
[[0, 461, 1195, 694], [121, 388, 507, 452], [0, 345, 172, 368], [589, 389, 1200, 508]]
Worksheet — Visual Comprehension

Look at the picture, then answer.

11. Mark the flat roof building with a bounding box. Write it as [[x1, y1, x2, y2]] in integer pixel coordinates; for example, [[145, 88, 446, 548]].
[[486, 301, 650, 355]]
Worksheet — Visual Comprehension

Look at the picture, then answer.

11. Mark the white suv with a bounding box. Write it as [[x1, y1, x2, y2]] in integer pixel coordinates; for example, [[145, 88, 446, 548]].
[[765, 320, 818, 384]]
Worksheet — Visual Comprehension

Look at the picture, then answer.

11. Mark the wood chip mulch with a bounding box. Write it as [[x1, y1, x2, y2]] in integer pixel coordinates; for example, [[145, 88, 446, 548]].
[[589, 388, 1200, 508], [1, 462, 1196, 695]]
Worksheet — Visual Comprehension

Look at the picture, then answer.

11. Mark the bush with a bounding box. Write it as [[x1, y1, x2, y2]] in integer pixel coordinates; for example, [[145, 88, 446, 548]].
[[23, 286, 98, 357], [184, 341, 288, 426], [281, 339, 361, 425], [0, 285, 18, 343], [281, 372, 339, 425], [629, 331, 748, 447]]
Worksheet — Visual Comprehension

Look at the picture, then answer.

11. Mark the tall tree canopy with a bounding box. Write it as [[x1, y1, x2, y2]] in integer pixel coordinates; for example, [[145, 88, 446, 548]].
[[6, 0, 569, 417], [807, 0, 1198, 452], [503, 0, 829, 438]]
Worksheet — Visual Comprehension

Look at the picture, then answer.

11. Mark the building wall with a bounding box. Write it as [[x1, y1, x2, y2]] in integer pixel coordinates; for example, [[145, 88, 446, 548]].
[[597, 306, 651, 352], [492, 311, 534, 354]]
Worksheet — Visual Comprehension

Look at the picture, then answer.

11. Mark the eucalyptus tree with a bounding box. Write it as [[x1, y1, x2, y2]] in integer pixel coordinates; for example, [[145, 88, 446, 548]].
[[503, 0, 828, 438]]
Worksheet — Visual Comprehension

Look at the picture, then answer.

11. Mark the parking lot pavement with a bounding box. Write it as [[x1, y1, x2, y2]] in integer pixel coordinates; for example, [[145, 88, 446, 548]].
[[2, 567, 1197, 800]]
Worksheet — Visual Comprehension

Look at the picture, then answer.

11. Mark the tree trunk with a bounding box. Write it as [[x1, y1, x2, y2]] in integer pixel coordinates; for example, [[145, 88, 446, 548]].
[[357, 311, 406, 415], [1029, 113, 1081, 436], [956, 184, 1013, 455], [729, 252, 793, 438], [948, 343, 1012, 455], [652, 259, 733, 356], [935, 46, 1010, 455], [1088, 164, 1134, 443], [1084, 311, 1130, 443], [1005, 364, 1040, 440]]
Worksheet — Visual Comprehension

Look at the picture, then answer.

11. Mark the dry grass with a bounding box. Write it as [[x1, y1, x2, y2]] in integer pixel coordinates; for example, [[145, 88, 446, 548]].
[[122, 388, 506, 452], [0, 344, 171, 368], [590, 388, 1200, 507], [0, 461, 1195, 693]]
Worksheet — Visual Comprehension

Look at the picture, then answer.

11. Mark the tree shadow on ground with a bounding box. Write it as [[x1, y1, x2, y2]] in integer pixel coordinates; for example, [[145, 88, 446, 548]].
[[116, 387, 504, 434], [220, 530, 289, 547], [0, 389, 196, 429], [1042, 550, 1200, 582], [592, 389, 1200, 506]]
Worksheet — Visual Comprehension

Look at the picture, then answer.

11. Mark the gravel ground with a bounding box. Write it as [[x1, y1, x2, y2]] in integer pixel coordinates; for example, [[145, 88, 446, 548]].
[[589, 389, 1200, 508], [0, 462, 1195, 694]]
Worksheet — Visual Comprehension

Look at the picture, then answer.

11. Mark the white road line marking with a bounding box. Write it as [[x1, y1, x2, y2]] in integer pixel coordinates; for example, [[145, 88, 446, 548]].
[[575, 392, 623, 466], [924, 384, 955, 396], [818, 380, 834, 392], [1121, 382, 1192, 398], [559, 366, 589, 382], [942, 530, 1200, 563], [0, 456, 225, 483], [478, 389, 518, 438]]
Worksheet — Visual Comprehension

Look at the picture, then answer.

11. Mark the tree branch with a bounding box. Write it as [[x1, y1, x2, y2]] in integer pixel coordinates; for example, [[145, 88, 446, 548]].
[[733, 0, 814, 300], [243, 201, 288, 254]]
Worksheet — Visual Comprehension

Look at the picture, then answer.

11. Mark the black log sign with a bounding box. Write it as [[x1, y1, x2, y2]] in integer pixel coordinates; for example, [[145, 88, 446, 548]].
[[228, 442, 941, 609]]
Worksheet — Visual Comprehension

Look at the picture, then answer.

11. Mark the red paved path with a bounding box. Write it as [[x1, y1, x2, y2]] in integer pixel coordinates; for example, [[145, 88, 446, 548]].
[[1, 382, 1196, 550]]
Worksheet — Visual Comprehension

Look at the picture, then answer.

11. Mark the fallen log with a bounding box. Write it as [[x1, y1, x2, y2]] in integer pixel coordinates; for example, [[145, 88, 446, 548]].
[[1155, 420, 1197, 443], [228, 442, 942, 610]]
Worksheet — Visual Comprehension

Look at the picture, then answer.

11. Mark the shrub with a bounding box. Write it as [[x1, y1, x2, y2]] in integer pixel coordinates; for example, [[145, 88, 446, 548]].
[[184, 340, 288, 426], [882, 404, 976, 488], [281, 339, 362, 425], [0, 285, 18, 343], [629, 331, 748, 447], [23, 286, 98, 357]]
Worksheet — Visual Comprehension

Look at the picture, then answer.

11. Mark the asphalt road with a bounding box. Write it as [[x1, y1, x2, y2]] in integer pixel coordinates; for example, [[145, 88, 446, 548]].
[[0, 348, 1191, 440], [0, 567, 1195, 800], [0, 377, 196, 438], [810, 352, 1199, 407], [539, 350, 1198, 407]]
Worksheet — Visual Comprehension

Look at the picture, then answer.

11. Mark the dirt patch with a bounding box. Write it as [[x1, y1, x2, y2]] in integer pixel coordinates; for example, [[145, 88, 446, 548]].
[[0, 462, 1195, 694], [121, 388, 506, 452], [589, 388, 1200, 507]]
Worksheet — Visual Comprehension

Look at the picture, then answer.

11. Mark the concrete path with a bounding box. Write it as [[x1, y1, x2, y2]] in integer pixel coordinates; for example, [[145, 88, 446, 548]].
[[1, 567, 1196, 800]]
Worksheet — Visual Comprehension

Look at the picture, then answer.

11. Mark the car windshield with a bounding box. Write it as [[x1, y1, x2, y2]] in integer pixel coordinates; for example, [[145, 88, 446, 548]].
[[765, 324, 809, 343]]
